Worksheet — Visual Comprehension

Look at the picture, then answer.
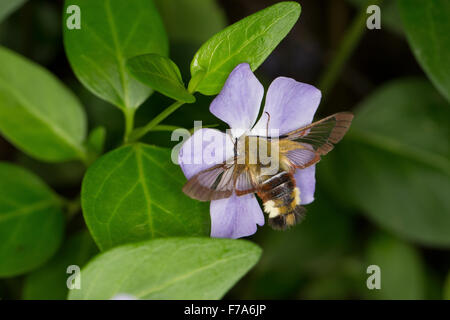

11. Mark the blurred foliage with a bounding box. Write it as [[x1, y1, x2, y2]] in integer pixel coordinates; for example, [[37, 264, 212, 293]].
[[0, 47, 87, 162], [347, 0, 403, 35], [0, 163, 64, 277], [321, 78, 450, 247], [0, 0, 27, 22], [154, 0, 227, 45], [398, 0, 450, 103], [364, 233, 425, 299], [0, 0, 449, 300], [22, 231, 98, 300], [228, 187, 358, 299], [445, 273, 450, 300]]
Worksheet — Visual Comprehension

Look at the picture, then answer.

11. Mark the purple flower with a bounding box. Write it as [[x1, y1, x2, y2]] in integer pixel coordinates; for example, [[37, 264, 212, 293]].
[[111, 293, 138, 300], [178, 63, 321, 239]]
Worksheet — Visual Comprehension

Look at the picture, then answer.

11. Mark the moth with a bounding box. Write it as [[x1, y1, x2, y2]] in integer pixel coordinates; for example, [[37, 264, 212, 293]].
[[182, 112, 354, 230]]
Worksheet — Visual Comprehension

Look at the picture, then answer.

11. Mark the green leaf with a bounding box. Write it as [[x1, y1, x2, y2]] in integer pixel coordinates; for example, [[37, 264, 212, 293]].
[[22, 231, 98, 300], [365, 233, 425, 299], [0, 0, 27, 23], [127, 54, 195, 103], [190, 1, 301, 95], [320, 78, 450, 246], [68, 237, 261, 299], [63, 0, 168, 110], [0, 163, 64, 277], [154, 0, 227, 45], [398, 0, 450, 102], [82, 143, 210, 251], [0, 46, 87, 162]]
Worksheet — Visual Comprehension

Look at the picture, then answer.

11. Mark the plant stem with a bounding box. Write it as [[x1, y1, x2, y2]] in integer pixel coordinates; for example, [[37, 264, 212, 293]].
[[65, 195, 81, 222], [149, 123, 219, 133], [123, 107, 136, 143], [127, 71, 203, 143], [150, 124, 184, 132], [318, 0, 382, 97], [129, 101, 185, 142]]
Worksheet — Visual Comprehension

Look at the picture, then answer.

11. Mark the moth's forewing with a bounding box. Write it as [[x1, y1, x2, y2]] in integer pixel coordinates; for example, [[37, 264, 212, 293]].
[[283, 112, 354, 155], [182, 163, 235, 201], [278, 112, 354, 170]]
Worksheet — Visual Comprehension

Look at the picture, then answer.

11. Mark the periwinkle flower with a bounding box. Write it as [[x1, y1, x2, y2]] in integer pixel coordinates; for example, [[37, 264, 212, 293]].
[[111, 293, 138, 300], [178, 63, 321, 239]]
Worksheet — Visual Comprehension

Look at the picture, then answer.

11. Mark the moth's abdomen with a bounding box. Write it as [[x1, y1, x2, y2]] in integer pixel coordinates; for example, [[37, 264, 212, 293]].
[[268, 205, 306, 230], [257, 171, 306, 230], [258, 171, 295, 212]]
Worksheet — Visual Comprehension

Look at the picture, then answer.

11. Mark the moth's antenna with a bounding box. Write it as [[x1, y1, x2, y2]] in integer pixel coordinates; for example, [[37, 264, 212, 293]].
[[233, 136, 238, 158], [265, 112, 271, 137]]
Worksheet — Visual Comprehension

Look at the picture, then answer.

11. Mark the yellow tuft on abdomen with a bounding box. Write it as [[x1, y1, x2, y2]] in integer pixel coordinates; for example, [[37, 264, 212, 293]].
[[290, 187, 301, 209], [263, 200, 280, 218]]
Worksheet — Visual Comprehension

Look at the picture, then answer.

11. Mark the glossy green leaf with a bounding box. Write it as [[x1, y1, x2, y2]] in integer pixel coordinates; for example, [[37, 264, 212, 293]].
[[63, 0, 168, 109], [0, 0, 27, 22], [365, 233, 425, 299], [398, 0, 450, 102], [320, 78, 450, 246], [22, 231, 98, 300], [0, 46, 87, 162], [0, 163, 64, 277], [190, 1, 301, 95], [82, 143, 209, 251], [68, 237, 261, 299], [154, 0, 227, 44], [127, 54, 195, 103]]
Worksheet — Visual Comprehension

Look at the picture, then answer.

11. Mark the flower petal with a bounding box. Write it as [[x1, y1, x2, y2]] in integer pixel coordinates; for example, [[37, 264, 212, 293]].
[[178, 128, 234, 179], [210, 193, 264, 239], [252, 77, 321, 136], [294, 165, 316, 205], [111, 294, 138, 300], [210, 63, 264, 135]]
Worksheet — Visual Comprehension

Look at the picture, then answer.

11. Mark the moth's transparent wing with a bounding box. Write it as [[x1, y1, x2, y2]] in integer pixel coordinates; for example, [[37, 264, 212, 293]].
[[284, 112, 353, 155], [283, 147, 319, 169], [282, 112, 353, 168], [234, 164, 258, 196], [182, 161, 259, 201], [182, 162, 236, 201]]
